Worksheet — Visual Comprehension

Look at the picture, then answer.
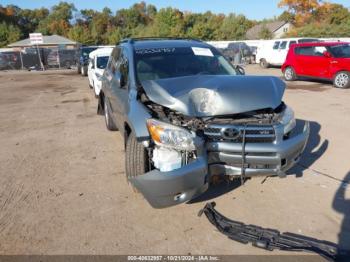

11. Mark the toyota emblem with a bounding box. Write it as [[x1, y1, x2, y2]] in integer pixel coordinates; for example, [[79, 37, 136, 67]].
[[221, 128, 241, 140]]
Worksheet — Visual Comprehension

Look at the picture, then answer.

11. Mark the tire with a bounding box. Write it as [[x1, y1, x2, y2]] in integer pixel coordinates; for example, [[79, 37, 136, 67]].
[[260, 59, 269, 69], [125, 133, 149, 182], [284, 66, 297, 81], [104, 97, 118, 131], [333, 71, 350, 89], [93, 85, 98, 98], [81, 65, 87, 76]]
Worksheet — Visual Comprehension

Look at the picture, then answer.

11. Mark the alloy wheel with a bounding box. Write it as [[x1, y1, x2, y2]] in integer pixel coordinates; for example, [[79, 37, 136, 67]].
[[335, 73, 349, 88]]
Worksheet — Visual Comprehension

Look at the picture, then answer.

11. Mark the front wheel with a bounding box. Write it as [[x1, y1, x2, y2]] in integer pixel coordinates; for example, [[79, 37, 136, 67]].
[[125, 133, 149, 182], [284, 66, 297, 81], [333, 71, 350, 89]]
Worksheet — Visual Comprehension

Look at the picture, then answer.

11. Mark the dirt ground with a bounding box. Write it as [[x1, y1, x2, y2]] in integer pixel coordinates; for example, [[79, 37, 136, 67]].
[[0, 65, 349, 258]]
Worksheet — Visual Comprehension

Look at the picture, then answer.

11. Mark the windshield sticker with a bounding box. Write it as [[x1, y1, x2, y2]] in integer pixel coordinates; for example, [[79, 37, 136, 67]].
[[136, 48, 176, 55], [192, 47, 214, 57]]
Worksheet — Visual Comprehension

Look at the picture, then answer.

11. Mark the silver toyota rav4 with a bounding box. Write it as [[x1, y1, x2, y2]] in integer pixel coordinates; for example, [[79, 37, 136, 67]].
[[98, 38, 310, 208]]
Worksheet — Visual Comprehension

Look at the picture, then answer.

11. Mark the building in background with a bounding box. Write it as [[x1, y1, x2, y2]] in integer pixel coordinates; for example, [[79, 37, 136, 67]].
[[1, 35, 80, 70], [7, 34, 79, 50], [246, 21, 292, 40]]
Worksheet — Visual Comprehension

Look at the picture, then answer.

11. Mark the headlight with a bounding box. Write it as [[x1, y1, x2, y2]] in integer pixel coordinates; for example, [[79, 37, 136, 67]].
[[146, 119, 195, 151], [280, 106, 296, 134]]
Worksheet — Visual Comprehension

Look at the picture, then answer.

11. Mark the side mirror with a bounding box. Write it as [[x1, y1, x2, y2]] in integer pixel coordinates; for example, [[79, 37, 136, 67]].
[[235, 65, 245, 75], [115, 72, 125, 88], [323, 51, 332, 58]]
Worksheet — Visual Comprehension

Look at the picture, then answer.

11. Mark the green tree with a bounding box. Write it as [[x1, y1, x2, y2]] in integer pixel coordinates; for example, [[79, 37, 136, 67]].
[[0, 22, 21, 47], [37, 2, 76, 36], [217, 14, 252, 40], [68, 24, 94, 44], [152, 8, 185, 37]]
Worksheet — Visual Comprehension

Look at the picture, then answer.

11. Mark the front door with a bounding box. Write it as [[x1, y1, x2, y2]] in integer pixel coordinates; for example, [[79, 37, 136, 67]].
[[307, 46, 330, 78], [108, 47, 130, 132]]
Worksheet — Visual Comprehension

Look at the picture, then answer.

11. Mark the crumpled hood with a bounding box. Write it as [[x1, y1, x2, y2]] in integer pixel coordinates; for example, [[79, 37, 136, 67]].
[[141, 75, 285, 117]]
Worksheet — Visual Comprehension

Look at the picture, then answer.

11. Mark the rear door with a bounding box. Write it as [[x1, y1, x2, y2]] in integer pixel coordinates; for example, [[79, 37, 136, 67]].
[[293, 46, 315, 76], [276, 40, 288, 65], [270, 41, 280, 64]]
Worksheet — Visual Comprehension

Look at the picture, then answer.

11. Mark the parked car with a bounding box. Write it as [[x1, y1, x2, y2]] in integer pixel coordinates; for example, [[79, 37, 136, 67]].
[[88, 47, 113, 97], [77, 46, 99, 76], [59, 49, 77, 69], [97, 38, 309, 208], [0, 52, 20, 70], [256, 38, 319, 68], [220, 42, 254, 65], [282, 42, 350, 88]]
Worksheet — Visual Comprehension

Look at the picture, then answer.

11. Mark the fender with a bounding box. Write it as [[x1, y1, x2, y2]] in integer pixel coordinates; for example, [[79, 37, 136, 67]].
[[127, 99, 151, 141]]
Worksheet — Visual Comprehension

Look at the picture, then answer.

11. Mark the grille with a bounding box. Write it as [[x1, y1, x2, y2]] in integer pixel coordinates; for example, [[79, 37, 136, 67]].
[[204, 124, 276, 143]]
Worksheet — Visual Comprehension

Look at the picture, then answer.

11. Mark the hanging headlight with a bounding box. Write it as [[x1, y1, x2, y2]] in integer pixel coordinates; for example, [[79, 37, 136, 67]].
[[146, 119, 195, 151]]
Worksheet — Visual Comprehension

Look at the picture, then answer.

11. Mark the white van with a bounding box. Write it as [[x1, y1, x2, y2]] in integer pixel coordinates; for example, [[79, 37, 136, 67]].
[[88, 47, 113, 97], [256, 38, 319, 68]]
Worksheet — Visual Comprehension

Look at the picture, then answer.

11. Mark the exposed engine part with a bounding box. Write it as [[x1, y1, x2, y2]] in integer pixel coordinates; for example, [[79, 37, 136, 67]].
[[199, 202, 347, 261], [151, 146, 196, 172], [141, 92, 285, 133], [152, 147, 182, 172]]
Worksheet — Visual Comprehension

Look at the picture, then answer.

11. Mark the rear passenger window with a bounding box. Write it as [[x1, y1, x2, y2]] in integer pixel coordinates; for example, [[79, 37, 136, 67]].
[[313, 46, 327, 56], [118, 49, 129, 87], [273, 41, 280, 50], [295, 47, 314, 56], [295, 46, 327, 56]]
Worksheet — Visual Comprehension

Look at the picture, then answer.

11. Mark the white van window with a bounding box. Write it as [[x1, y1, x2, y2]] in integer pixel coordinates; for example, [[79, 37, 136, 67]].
[[280, 41, 287, 49], [273, 41, 280, 50]]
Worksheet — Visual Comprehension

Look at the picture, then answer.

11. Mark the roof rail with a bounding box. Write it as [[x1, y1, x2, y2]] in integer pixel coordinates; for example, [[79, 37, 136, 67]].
[[117, 37, 202, 45]]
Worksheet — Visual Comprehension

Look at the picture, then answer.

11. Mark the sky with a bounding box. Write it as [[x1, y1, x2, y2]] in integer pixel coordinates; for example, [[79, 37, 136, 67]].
[[1, 0, 349, 20]]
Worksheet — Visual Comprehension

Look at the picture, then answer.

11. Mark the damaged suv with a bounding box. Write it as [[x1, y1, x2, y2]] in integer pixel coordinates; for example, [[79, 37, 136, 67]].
[[98, 38, 310, 208]]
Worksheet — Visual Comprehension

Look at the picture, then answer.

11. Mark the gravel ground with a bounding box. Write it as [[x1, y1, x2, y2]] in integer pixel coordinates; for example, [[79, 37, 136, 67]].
[[0, 66, 349, 258]]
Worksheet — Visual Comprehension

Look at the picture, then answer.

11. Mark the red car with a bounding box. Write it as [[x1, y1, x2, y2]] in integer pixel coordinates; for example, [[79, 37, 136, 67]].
[[282, 42, 350, 88]]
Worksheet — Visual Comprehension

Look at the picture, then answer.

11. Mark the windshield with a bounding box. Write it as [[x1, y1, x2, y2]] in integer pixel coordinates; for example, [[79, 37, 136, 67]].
[[96, 56, 109, 69], [135, 47, 237, 81], [329, 44, 350, 58]]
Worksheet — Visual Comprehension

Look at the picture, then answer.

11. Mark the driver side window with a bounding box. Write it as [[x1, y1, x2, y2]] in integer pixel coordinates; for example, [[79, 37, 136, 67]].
[[118, 49, 129, 87]]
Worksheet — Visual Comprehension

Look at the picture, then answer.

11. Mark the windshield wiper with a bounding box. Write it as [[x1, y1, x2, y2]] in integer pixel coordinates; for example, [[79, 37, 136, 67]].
[[199, 202, 349, 261]]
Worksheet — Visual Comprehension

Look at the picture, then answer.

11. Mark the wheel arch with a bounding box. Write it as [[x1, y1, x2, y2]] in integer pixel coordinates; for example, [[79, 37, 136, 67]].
[[124, 122, 132, 149], [332, 69, 350, 78], [97, 91, 105, 115]]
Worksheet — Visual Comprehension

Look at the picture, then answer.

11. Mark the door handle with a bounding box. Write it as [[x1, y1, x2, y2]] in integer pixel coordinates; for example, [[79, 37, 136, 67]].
[[330, 61, 338, 64]]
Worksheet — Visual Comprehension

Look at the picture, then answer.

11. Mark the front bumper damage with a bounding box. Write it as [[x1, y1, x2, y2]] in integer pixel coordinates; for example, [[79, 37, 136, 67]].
[[130, 121, 310, 208]]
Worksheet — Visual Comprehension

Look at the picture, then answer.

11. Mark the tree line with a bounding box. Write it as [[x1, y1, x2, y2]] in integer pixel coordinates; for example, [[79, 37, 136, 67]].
[[0, 0, 350, 48]]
